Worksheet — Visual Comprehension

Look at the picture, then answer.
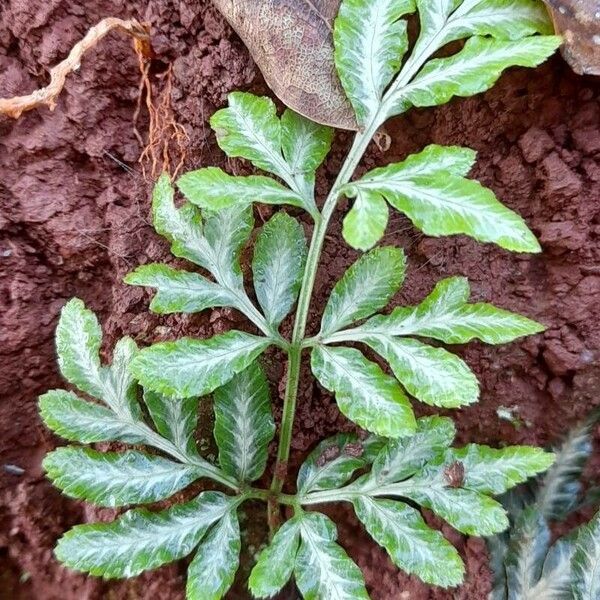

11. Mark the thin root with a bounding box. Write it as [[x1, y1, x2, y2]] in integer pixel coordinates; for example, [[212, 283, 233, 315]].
[[0, 18, 152, 119], [1, 16, 188, 181], [137, 63, 189, 182]]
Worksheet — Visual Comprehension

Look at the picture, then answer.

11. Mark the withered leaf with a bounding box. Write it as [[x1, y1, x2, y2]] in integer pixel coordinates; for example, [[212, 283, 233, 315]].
[[212, 0, 358, 130], [543, 0, 600, 75]]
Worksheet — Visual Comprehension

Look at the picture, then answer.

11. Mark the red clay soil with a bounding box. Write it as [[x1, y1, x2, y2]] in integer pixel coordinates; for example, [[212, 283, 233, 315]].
[[1, 1, 599, 599]]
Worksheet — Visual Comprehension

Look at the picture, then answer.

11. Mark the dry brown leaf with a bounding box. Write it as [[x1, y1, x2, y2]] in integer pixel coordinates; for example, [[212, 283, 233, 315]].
[[543, 0, 600, 75], [213, 0, 358, 130]]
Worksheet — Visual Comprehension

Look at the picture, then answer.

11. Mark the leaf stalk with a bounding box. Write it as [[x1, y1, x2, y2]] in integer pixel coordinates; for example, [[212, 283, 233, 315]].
[[267, 124, 381, 529], [266, 25, 473, 517]]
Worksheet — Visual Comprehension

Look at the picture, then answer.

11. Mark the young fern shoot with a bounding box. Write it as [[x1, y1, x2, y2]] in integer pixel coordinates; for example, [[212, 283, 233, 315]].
[[40, 0, 563, 598]]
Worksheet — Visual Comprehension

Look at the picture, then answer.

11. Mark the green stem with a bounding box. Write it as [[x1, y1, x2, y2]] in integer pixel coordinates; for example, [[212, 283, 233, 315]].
[[267, 21, 451, 507], [318, 328, 380, 345], [300, 489, 359, 505], [262, 12, 468, 526], [299, 479, 423, 505], [268, 125, 380, 529], [247, 487, 299, 506], [271, 341, 303, 492], [135, 423, 240, 490], [231, 290, 288, 347]]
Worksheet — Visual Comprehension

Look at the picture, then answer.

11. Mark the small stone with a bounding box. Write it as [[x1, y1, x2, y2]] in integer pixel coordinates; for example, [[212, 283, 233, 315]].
[[3, 464, 25, 475], [541, 152, 582, 199], [548, 377, 566, 400], [518, 127, 555, 163], [572, 129, 600, 154], [543, 340, 581, 376], [538, 221, 585, 251]]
